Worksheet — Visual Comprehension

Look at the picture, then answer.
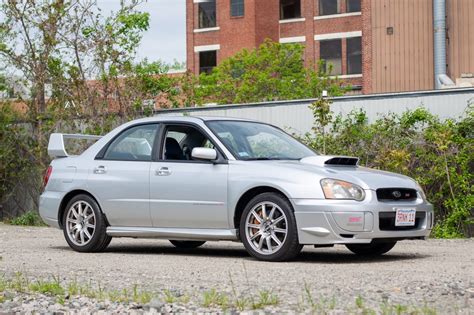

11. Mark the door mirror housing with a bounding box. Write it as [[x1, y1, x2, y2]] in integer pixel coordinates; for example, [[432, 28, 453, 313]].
[[191, 147, 217, 161]]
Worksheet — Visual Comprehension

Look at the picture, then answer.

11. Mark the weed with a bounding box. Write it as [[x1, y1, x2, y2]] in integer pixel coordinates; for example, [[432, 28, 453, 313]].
[[29, 277, 65, 296], [8, 211, 45, 226], [202, 289, 228, 309], [252, 290, 279, 309], [355, 295, 364, 308], [162, 289, 178, 303]]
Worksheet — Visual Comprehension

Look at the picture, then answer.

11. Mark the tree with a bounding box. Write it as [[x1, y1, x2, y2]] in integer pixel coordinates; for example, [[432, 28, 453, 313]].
[[195, 39, 346, 105], [0, 0, 170, 217]]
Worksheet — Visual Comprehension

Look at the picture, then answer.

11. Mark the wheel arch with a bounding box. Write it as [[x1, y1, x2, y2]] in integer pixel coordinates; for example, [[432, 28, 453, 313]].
[[58, 189, 107, 229], [233, 185, 293, 231]]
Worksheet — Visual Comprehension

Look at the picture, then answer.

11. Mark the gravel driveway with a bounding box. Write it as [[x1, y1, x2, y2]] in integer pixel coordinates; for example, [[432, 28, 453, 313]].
[[0, 224, 473, 313]]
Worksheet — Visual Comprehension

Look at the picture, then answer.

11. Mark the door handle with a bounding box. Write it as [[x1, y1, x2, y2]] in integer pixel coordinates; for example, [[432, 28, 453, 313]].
[[155, 167, 171, 176], [93, 166, 106, 174]]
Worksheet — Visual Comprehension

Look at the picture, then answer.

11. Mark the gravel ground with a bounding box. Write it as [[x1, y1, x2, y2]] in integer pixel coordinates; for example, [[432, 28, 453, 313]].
[[0, 224, 473, 314]]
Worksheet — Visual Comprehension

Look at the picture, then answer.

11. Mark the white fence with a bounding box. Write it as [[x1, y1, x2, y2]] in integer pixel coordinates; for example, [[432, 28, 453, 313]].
[[155, 88, 474, 135]]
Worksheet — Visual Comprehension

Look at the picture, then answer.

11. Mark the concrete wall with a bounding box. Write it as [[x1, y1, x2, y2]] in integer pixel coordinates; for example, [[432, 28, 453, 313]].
[[155, 88, 474, 135]]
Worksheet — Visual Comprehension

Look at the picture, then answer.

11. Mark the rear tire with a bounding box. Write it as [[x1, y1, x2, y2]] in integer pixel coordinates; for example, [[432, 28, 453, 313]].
[[62, 194, 111, 252], [239, 192, 303, 262], [169, 240, 206, 249], [345, 241, 397, 256]]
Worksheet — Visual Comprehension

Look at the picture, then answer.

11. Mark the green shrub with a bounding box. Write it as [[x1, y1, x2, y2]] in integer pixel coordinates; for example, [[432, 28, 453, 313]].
[[304, 102, 474, 238], [8, 211, 45, 226]]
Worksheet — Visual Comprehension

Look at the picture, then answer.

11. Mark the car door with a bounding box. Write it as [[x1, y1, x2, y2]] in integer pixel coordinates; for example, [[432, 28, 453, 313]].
[[149, 123, 229, 229], [87, 123, 160, 227]]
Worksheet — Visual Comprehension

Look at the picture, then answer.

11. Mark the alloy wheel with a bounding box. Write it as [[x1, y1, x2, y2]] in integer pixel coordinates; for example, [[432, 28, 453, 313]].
[[244, 201, 288, 255], [65, 200, 96, 246]]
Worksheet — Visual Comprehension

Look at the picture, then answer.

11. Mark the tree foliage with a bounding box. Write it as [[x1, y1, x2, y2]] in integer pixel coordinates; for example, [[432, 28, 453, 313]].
[[196, 40, 346, 105], [304, 101, 474, 238]]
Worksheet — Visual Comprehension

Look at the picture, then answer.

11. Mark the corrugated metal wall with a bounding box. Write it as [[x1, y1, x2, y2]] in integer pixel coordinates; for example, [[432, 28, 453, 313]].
[[447, 0, 474, 81], [370, 0, 434, 93], [155, 88, 474, 135]]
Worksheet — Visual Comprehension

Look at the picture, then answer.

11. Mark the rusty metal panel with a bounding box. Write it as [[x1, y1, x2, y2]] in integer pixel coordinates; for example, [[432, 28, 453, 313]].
[[447, 0, 474, 81], [371, 0, 434, 93]]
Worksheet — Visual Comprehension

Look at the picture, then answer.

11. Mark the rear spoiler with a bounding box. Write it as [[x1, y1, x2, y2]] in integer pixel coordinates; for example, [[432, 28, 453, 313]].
[[48, 133, 102, 158]]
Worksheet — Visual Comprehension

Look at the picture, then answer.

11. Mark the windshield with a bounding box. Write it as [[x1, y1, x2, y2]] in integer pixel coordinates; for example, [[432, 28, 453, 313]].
[[206, 120, 316, 160]]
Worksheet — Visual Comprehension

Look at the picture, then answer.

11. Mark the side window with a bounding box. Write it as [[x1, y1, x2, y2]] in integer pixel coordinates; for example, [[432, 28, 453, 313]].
[[104, 124, 158, 161], [163, 125, 215, 161]]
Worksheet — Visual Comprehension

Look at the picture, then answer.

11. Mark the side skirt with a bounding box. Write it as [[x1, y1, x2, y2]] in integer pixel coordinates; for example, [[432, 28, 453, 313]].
[[106, 226, 238, 241]]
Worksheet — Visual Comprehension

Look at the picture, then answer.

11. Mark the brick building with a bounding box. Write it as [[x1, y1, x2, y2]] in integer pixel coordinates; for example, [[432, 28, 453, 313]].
[[186, 0, 474, 94]]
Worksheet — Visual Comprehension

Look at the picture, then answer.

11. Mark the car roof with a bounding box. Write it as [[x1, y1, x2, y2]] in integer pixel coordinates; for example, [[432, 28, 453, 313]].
[[129, 115, 259, 124]]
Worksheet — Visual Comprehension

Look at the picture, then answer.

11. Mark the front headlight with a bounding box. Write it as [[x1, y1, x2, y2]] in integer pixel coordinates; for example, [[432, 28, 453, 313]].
[[415, 183, 427, 200], [320, 178, 365, 201]]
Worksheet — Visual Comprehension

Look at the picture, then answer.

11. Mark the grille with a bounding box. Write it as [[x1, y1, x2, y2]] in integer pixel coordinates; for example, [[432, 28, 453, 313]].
[[376, 188, 417, 201], [379, 211, 425, 231]]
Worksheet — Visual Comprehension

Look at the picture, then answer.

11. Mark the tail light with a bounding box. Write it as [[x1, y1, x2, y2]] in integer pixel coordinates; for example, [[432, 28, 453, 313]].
[[43, 165, 53, 188]]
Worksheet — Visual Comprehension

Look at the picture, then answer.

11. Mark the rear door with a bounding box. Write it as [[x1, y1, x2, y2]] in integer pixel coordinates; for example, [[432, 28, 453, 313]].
[[87, 123, 160, 227]]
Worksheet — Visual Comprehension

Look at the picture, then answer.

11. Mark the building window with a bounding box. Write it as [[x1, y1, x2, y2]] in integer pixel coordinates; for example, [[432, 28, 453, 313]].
[[347, 37, 362, 74], [319, 0, 341, 16], [346, 0, 361, 12], [320, 39, 342, 75], [280, 0, 301, 20], [199, 51, 217, 74], [230, 0, 244, 17], [198, 0, 216, 28]]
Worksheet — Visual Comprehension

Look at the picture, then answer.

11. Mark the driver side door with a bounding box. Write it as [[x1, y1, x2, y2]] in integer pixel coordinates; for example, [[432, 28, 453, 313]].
[[149, 123, 229, 228]]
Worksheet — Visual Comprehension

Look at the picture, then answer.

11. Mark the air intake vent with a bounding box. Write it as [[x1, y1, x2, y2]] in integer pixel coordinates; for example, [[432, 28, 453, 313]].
[[324, 157, 359, 166], [376, 188, 417, 201]]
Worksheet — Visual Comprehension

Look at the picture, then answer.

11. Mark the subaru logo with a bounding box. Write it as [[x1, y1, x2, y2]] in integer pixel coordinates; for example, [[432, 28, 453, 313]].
[[392, 190, 402, 198]]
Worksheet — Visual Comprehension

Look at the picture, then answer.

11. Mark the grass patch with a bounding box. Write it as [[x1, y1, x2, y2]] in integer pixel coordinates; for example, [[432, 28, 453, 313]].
[[7, 211, 45, 226], [251, 290, 279, 309], [29, 277, 65, 296], [202, 289, 229, 309]]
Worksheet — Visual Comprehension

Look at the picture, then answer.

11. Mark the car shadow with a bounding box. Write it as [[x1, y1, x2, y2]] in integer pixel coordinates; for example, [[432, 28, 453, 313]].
[[52, 243, 431, 263]]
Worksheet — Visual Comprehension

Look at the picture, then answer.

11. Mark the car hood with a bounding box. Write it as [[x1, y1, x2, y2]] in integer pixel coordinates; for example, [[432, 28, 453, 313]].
[[249, 156, 418, 190]]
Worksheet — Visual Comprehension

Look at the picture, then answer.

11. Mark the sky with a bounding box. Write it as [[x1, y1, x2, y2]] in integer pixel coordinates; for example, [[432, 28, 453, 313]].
[[98, 0, 186, 64]]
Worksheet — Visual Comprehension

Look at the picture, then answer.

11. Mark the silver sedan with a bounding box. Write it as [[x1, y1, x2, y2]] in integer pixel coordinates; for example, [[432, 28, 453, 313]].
[[39, 116, 434, 261]]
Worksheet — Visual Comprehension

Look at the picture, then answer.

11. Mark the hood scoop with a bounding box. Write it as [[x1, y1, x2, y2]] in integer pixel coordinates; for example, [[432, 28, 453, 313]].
[[300, 155, 359, 167]]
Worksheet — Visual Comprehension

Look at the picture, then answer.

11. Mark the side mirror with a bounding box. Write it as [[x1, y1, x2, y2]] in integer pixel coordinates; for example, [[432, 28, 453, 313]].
[[191, 147, 217, 161]]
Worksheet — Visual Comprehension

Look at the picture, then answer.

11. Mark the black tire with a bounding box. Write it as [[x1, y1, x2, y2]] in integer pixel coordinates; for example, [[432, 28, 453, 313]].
[[62, 194, 112, 252], [239, 192, 303, 262], [345, 241, 397, 256], [169, 240, 206, 249]]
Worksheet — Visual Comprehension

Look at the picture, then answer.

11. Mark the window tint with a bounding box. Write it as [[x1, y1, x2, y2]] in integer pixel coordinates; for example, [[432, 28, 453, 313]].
[[104, 124, 158, 161], [199, 51, 217, 74], [231, 0, 244, 17], [347, 37, 362, 74], [319, 0, 340, 16], [346, 0, 361, 12], [198, 1, 216, 28], [280, 0, 301, 20], [163, 125, 215, 161], [320, 39, 342, 75]]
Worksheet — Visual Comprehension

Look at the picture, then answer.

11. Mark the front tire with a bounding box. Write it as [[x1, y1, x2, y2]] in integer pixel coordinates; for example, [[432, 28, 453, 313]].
[[169, 240, 206, 248], [345, 241, 397, 256], [62, 194, 111, 252], [239, 192, 303, 262]]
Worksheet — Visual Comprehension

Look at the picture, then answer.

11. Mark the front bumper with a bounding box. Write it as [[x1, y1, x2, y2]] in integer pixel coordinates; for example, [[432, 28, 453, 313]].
[[291, 191, 434, 245]]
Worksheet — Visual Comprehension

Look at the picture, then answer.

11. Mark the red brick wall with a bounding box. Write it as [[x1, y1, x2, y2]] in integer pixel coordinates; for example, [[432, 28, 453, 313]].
[[255, 0, 279, 46], [186, 0, 367, 92]]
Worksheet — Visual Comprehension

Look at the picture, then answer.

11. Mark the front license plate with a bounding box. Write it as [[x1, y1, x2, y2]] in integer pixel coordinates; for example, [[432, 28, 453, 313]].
[[395, 209, 416, 226]]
